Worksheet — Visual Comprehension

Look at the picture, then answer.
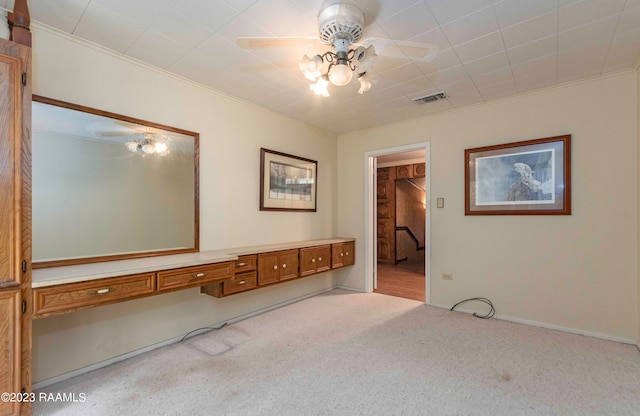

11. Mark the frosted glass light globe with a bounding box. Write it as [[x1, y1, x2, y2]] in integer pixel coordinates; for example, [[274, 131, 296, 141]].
[[328, 63, 353, 86]]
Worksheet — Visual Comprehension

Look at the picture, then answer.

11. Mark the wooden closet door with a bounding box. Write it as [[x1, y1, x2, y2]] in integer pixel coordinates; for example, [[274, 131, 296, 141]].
[[376, 167, 395, 264]]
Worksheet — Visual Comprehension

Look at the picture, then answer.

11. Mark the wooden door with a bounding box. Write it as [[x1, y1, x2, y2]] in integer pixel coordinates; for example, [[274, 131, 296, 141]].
[[376, 168, 395, 264], [343, 242, 355, 266], [332, 244, 344, 268], [0, 31, 32, 416]]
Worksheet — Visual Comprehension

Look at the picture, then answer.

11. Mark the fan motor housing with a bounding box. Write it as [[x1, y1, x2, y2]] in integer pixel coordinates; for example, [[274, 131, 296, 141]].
[[318, 3, 364, 44]]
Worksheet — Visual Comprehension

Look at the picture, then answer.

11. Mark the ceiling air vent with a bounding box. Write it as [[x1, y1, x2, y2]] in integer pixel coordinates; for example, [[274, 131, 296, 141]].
[[413, 92, 447, 104]]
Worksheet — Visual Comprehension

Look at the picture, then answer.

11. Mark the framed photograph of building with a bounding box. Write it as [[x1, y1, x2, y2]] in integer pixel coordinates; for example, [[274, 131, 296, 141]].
[[465, 135, 571, 215], [260, 148, 317, 212]]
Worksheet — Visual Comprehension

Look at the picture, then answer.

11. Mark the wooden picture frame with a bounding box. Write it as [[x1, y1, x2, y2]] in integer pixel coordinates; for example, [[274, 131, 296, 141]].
[[260, 148, 317, 212], [465, 135, 571, 215]]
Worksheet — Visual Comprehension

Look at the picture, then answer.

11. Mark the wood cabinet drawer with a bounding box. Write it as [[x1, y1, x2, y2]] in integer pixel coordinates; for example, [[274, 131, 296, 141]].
[[234, 255, 256, 273], [33, 272, 156, 318], [223, 271, 257, 295], [157, 262, 233, 292]]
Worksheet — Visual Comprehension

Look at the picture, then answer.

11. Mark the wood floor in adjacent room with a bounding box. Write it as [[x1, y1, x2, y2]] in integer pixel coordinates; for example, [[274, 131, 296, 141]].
[[374, 261, 425, 302]]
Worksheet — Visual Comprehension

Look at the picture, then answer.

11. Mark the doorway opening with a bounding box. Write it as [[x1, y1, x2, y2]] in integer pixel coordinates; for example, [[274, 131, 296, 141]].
[[364, 143, 431, 304]]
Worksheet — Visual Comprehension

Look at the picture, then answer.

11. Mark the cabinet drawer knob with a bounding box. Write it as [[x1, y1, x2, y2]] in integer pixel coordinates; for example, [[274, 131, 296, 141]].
[[236, 262, 247, 267], [273, 265, 278, 270], [318, 257, 322, 261], [346, 252, 349, 256], [340, 253, 344, 257], [193, 272, 208, 279], [89, 288, 114, 295], [311, 259, 315, 263], [282, 264, 287, 269], [237, 280, 247, 285]]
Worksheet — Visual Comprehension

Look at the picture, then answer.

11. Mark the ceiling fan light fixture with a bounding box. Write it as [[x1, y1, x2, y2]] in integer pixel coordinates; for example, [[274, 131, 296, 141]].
[[310, 75, 330, 97], [354, 45, 377, 72], [328, 62, 353, 86], [299, 54, 323, 81], [125, 136, 169, 155], [357, 72, 372, 94]]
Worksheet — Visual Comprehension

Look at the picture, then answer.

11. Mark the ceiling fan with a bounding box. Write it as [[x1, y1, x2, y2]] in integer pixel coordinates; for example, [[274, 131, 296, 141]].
[[236, 1, 439, 97], [96, 122, 174, 155]]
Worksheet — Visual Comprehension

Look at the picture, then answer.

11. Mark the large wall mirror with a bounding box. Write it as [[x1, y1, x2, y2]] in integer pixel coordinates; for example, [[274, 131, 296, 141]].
[[32, 96, 199, 268]]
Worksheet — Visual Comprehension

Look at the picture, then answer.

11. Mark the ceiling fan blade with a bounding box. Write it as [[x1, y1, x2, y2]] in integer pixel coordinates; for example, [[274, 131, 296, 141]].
[[361, 38, 440, 62], [236, 37, 319, 49]]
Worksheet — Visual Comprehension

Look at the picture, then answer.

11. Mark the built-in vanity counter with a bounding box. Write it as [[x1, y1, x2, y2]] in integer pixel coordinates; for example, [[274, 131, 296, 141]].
[[32, 238, 355, 319]]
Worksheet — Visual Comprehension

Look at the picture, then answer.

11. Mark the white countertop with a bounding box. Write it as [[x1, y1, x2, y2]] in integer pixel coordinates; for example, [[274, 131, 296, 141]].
[[32, 238, 355, 288]]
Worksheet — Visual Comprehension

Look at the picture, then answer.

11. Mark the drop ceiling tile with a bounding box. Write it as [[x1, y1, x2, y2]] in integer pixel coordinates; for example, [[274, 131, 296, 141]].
[[240, 0, 307, 35], [222, 0, 258, 13], [435, 76, 478, 95], [494, 0, 557, 29], [377, 2, 439, 40], [376, 62, 425, 83], [373, 0, 425, 21], [196, 34, 250, 64], [93, 0, 172, 26], [617, 5, 640, 34], [167, 49, 220, 83], [369, 55, 410, 75], [395, 77, 439, 99], [410, 28, 453, 50], [421, 98, 454, 114], [557, 56, 603, 83], [426, 65, 470, 86], [150, 9, 213, 49], [441, 7, 500, 46], [558, 15, 618, 51], [216, 13, 272, 44], [558, 44, 608, 66], [470, 66, 514, 88], [73, 2, 146, 53], [453, 31, 506, 63], [477, 78, 518, 100], [506, 35, 557, 65], [559, 0, 625, 32], [624, 0, 640, 10], [423, 0, 493, 26], [169, 0, 238, 33], [514, 69, 556, 93], [446, 88, 484, 107], [28, 0, 90, 33], [126, 29, 190, 69], [602, 27, 640, 72], [500, 10, 558, 49], [414, 48, 463, 75], [463, 51, 511, 76], [511, 54, 557, 79]]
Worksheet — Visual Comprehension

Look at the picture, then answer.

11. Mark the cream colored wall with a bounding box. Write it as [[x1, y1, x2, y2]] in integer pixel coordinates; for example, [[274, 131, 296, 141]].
[[31, 26, 338, 382], [338, 71, 638, 342]]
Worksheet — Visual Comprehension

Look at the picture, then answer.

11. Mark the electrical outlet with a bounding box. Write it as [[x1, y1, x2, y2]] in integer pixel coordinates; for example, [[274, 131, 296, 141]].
[[442, 273, 453, 280]]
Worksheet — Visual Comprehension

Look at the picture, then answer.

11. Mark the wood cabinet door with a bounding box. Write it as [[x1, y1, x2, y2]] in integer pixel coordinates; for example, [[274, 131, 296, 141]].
[[315, 245, 331, 273], [0, 290, 20, 416], [343, 242, 355, 266], [332, 244, 344, 268], [396, 164, 412, 179], [258, 253, 280, 285], [278, 250, 299, 281], [0, 52, 23, 289], [299, 247, 316, 277]]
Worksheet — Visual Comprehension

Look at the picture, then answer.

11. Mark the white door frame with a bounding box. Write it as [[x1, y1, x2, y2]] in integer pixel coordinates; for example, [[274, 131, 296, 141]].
[[364, 142, 431, 304]]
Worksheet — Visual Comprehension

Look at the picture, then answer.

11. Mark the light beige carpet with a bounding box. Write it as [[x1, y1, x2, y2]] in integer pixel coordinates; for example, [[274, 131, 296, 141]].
[[34, 289, 640, 415]]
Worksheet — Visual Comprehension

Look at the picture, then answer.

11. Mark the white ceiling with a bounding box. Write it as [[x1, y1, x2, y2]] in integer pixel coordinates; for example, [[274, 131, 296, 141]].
[[7, 0, 640, 135]]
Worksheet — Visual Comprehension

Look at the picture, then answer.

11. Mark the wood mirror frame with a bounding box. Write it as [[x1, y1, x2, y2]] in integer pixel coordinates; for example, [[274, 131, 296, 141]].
[[32, 95, 200, 268]]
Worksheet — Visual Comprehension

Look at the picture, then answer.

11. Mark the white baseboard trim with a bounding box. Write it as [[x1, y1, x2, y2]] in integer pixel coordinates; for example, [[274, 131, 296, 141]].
[[429, 303, 636, 345], [33, 286, 338, 390], [335, 285, 366, 293]]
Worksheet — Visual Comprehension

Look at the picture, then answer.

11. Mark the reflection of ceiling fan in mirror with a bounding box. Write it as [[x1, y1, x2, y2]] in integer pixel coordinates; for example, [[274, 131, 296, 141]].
[[96, 122, 174, 155], [236, 0, 439, 97]]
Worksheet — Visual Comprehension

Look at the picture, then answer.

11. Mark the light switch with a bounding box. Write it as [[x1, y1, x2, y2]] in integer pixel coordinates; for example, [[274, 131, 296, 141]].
[[437, 198, 444, 208]]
